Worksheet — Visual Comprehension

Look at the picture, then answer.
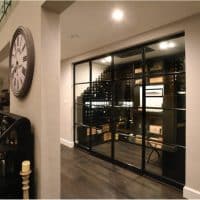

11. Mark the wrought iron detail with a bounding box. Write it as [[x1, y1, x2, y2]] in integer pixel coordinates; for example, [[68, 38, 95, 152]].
[[0, 0, 11, 23]]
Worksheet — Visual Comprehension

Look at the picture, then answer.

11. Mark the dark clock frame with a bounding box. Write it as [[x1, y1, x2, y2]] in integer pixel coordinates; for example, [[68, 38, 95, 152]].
[[9, 26, 35, 98]]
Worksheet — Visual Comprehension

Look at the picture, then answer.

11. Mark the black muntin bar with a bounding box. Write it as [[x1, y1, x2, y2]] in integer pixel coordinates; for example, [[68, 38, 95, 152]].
[[111, 55, 115, 159], [141, 47, 146, 172], [89, 61, 92, 151]]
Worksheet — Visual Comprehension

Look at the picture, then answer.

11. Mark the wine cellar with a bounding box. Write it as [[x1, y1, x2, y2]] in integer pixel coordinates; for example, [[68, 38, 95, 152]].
[[74, 33, 186, 187]]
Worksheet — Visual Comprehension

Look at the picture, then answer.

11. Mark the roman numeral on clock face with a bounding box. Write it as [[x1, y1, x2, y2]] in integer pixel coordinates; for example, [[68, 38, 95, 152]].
[[16, 36, 19, 46], [22, 44, 26, 52], [11, 33, 28, 92], [23, 56, 27, 62], [22, 67, 26, 76]]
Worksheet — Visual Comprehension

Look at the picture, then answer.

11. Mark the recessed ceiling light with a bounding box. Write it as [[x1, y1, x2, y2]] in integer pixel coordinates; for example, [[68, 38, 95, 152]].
[[159, 42, 168, 50], [168, 42, 175, 48], [112, 9, 124, 22], [101, 56, 112, 64], [159, 41, 176, 50]]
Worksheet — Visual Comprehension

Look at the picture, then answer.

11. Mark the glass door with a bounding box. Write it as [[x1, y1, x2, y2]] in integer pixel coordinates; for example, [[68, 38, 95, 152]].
[[73, 33, 185, 186], [144, 36, 186, 184], [113, 48, 144, 169], [90, 56, 112, 157], [74, 62, 91, 149]]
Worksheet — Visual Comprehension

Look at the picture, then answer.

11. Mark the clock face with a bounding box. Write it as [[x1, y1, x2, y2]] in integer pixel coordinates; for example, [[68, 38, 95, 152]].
[[9, 26, 34, 98], [11, 34, 28, 92]]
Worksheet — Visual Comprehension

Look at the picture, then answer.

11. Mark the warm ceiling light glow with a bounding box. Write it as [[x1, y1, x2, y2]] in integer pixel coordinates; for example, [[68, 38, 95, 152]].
[[112, 9, 124, 22], [159, 42, 168, 50], [168, 42, 176, 48], [101, 56, 112, 64], [159, 41, 176, 50]]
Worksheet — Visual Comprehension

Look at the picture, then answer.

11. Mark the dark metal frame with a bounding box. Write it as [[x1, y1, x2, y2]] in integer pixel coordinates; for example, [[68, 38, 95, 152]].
[[73, 32, 185, 189], [9, 26, 35, 98], [0, 0, 11, 23]]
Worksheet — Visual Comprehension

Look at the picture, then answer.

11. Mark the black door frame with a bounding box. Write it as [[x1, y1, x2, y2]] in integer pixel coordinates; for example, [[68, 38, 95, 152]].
[[73, 32, 185, 189]]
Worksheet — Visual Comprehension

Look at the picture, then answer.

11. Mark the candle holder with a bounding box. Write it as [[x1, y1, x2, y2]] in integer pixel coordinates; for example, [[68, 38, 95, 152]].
[[20, 170, 32, 200]]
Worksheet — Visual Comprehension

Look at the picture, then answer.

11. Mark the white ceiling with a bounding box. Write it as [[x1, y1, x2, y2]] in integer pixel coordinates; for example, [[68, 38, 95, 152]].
[[61, 1, 200, 60], [94, 36, 185, 65]]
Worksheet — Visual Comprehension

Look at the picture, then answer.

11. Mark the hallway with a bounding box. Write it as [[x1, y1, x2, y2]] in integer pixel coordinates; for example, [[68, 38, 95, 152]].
[[61, 145, 183, 199]]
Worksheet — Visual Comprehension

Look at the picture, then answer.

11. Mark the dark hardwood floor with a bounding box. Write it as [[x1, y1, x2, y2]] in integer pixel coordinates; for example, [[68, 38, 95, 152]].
[[61, 145, 183, 199], [93, 141, 162, 175]]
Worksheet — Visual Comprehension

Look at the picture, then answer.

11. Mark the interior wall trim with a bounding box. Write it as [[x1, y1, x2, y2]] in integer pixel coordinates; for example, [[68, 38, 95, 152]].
[[183, 186, 200, 199], [60, 138, 74, 148]]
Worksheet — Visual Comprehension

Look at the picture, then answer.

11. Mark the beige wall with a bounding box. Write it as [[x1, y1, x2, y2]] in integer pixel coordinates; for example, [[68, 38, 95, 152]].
[[0, 68, 9, 90], [0, 1, 60, 198], [40, 8, 61, 198], [61, 13, 200, 199], [41, 8, 61, 197], [184, 15, 200, 199], [0, 2, 43, 197], [60, 60, 73, 147]]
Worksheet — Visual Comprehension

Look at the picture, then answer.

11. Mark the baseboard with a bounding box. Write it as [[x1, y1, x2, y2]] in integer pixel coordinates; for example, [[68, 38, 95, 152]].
[[184, 186, 200, 199], [60, 138, 74, 148]]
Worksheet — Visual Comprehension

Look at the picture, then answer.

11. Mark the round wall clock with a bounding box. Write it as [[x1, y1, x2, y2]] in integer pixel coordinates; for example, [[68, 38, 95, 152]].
[[9, 26, 35, 98]]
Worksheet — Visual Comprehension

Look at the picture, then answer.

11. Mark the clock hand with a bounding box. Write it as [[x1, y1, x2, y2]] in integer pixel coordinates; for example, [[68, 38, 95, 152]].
[[19, 64, 24, 68], [11, 68, 17, 76], [11, 65, 17, 75]]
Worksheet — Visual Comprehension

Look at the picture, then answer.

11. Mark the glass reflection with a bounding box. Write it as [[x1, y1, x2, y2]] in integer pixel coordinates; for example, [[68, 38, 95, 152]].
[[144, 36, 185, 182]]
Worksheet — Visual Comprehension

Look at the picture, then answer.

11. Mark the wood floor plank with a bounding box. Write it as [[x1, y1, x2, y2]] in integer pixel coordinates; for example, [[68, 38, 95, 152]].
[[61, 145, 183, 199]]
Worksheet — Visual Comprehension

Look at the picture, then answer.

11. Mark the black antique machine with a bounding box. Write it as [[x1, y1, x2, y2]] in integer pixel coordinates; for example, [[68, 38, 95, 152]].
[[0, 112, 33, 198]]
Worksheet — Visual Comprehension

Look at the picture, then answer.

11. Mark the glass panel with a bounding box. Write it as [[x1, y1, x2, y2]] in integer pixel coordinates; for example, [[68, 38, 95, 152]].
[[114, 79, 142, 108], [113, 48, 143, 168], [145, 37, 185, 75], [91, 123, 112, 157], [163, 74, 186, 109], [144, 74, 186, 109], [91, 81, 112, 101], [90, 106, 112, 157], [75, 83, 90, 104], [90, 106, 111, 126], [145, 109, 185, 177], [145, 37, 186, 111], [162, 146, 185, 183], [75, 62, 90, 83], [89, 86, 112, 156], [145, 109, 185, 145], [114, 48, 143, 80], [92, 57, 111, 81], [75, 124, 90, 149], [162, 109, 185, 146], [114, 108, 142, 167], [75, 103, 91, 125], [144, 36, 185, 183], [114, 108, 142, 136]]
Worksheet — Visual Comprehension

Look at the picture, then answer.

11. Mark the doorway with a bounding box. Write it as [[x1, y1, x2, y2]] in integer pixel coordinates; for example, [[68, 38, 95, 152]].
[[73, 33, 185, 187]]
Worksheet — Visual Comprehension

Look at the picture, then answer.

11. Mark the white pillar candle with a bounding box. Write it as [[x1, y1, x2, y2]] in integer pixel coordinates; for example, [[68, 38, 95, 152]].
[[22, 160, 30, 173]]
